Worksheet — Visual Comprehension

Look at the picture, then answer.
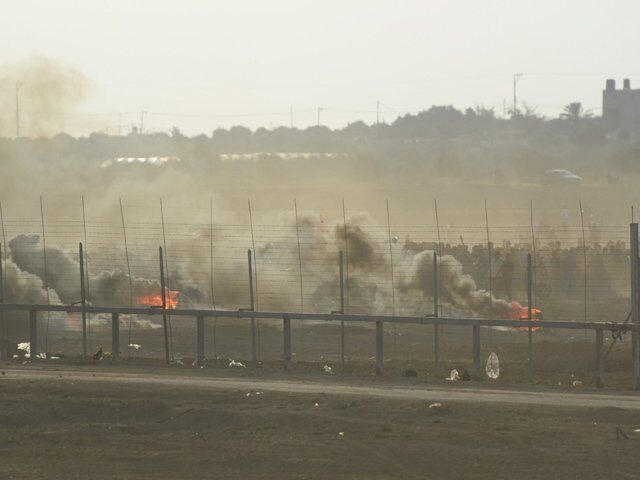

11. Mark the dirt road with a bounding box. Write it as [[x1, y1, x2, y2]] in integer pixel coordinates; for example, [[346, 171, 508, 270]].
[[3, 366, 639, 409], [3, 365, 640, 479]]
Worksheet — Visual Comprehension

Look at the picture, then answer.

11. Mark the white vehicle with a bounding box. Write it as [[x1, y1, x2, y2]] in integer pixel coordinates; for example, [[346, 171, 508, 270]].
[[541, 169, 583, 185]]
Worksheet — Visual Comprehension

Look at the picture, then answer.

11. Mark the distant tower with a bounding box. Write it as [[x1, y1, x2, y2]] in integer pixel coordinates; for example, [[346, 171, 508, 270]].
[[603, 78, 640, 137]]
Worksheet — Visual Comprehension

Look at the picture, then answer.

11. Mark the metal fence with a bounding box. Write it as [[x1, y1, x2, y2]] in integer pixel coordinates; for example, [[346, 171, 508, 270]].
[[0, 197, 638, 388]]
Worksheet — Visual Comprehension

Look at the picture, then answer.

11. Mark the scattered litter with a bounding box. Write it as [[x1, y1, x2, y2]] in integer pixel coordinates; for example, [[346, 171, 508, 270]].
[[255, 391, 263, 396], [246, 392, 252, 397], [572, 380, 583, 387], [428, 403, 443, 409], [447, 369, 460, 381], [12, 355, 18, 359], [323, 365, 333, 374], [486, 352, 500, 379], [228, 359, 246, 368], [338, 432, 345, 437], [173, 359, 185, 366], [17, 342, 30, 358], [128, 343, 141, 350], [314, 403, 319, 407], [633, 429, 640, 433], [50, 356, 60, 360], [35, 353, 47, 360]]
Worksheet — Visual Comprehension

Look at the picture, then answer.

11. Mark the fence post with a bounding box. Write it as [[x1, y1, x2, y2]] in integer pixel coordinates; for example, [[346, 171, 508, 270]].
[[79, 242, 87, 359], [0, 242, 5, 360], [527, 253, 533, 378], [159, 246, 170, 365], [196, 315, 205, 366], [339, 251, 345, 368], [472, 324, 481, 377], [248, 249, 257, 367], [630, 223, 639, 389], [111, 312, 119, 360], [595, 327, 604, 389], [375, 321, 383, 375], [433, 251, 440, 377], [283, 314, 292, 369], [29, 309, 37, 360]]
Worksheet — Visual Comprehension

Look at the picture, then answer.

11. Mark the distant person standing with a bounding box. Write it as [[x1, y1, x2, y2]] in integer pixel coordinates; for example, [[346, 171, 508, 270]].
[[495, 253, 515, 301]]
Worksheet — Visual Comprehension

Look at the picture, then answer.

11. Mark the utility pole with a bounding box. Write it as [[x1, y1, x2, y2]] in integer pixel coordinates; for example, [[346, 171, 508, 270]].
[[289, 106, 293, 129], [139, 110, 146, 134], [317, 106, 323, 127], [15, 82, 22, 139], [376, 100, 380, 125], [512, 73, 523, 118]]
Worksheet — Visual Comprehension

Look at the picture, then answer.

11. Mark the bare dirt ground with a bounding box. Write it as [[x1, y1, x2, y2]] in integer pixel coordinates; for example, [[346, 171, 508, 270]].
[[2, 364, 640, 480]]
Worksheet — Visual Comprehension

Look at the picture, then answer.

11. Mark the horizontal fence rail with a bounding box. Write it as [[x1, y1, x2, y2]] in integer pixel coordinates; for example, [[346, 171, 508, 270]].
[[1, 303, 639, 332], [1, 302, 638, 390]]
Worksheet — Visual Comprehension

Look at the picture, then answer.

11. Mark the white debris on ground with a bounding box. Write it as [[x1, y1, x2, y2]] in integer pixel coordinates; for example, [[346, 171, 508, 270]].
[[447, 369, 460, 381], [428, 403, 443, 409], [245, 391, 263, 397], [229, 359, 246, 368], [17, 342, 30, 358], [633, 429, 640, 433], [572, 380, 583, 387], [323, 365, 333, 374], [128, 343, 141, 350], [485, 352, 500, 379], [338, 432, 345, 437], [314, 403, 319, 407]]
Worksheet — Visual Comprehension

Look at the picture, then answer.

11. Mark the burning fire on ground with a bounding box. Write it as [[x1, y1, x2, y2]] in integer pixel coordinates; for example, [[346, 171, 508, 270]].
[[136, 289, 179, 309], [507, 304, 543, 331]]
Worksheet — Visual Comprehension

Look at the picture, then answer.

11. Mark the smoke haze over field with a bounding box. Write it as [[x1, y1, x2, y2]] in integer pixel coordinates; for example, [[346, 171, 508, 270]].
[[2, 1, 640, 133], [0, 57, 90, 137]]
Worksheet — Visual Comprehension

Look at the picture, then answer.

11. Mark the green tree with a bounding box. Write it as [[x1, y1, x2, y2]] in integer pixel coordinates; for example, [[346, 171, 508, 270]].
[[561, 102, 593, 122]]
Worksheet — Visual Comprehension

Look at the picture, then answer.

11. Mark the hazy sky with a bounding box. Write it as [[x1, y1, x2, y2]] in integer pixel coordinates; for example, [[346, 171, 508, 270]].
[[2, 0, 639, 134]]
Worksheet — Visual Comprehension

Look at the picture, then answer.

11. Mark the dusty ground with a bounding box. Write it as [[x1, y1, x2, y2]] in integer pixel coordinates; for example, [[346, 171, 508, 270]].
[[2, 365, 640, 480], [26, 319, 638, 390]]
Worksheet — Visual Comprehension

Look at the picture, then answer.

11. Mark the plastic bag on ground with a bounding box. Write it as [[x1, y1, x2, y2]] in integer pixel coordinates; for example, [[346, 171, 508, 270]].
[[485, 352, 500, 379]]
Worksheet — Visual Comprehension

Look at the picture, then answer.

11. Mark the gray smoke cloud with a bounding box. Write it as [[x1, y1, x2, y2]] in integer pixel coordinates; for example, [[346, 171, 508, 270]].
[[8, 235, 163, 307], [403, 250, 517, 317]]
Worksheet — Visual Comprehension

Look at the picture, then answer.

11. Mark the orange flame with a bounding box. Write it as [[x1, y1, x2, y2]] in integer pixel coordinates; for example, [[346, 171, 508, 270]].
[[508, 305, 542, 331], [137, 289, 179, 309]]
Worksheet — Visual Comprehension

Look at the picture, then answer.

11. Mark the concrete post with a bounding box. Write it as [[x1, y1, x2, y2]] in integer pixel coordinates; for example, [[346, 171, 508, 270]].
[[159, 246, 170, 365], [596, 328, 604, 389], [630, 223, 639, 389], [111, 312, 119, 360], [339, 251, 345, 368], [79, 242, 87, 359], [527, 253, 533, 378], [0, 242, 5, 360], [283, 315, 292, 369], [196, 315, 205, 366], [472, 324, 481, 377], [29, 309, 37, 360], [248, 249, 257, 367], [433, 251, 440, 377], [375, 321, 383, 375]]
